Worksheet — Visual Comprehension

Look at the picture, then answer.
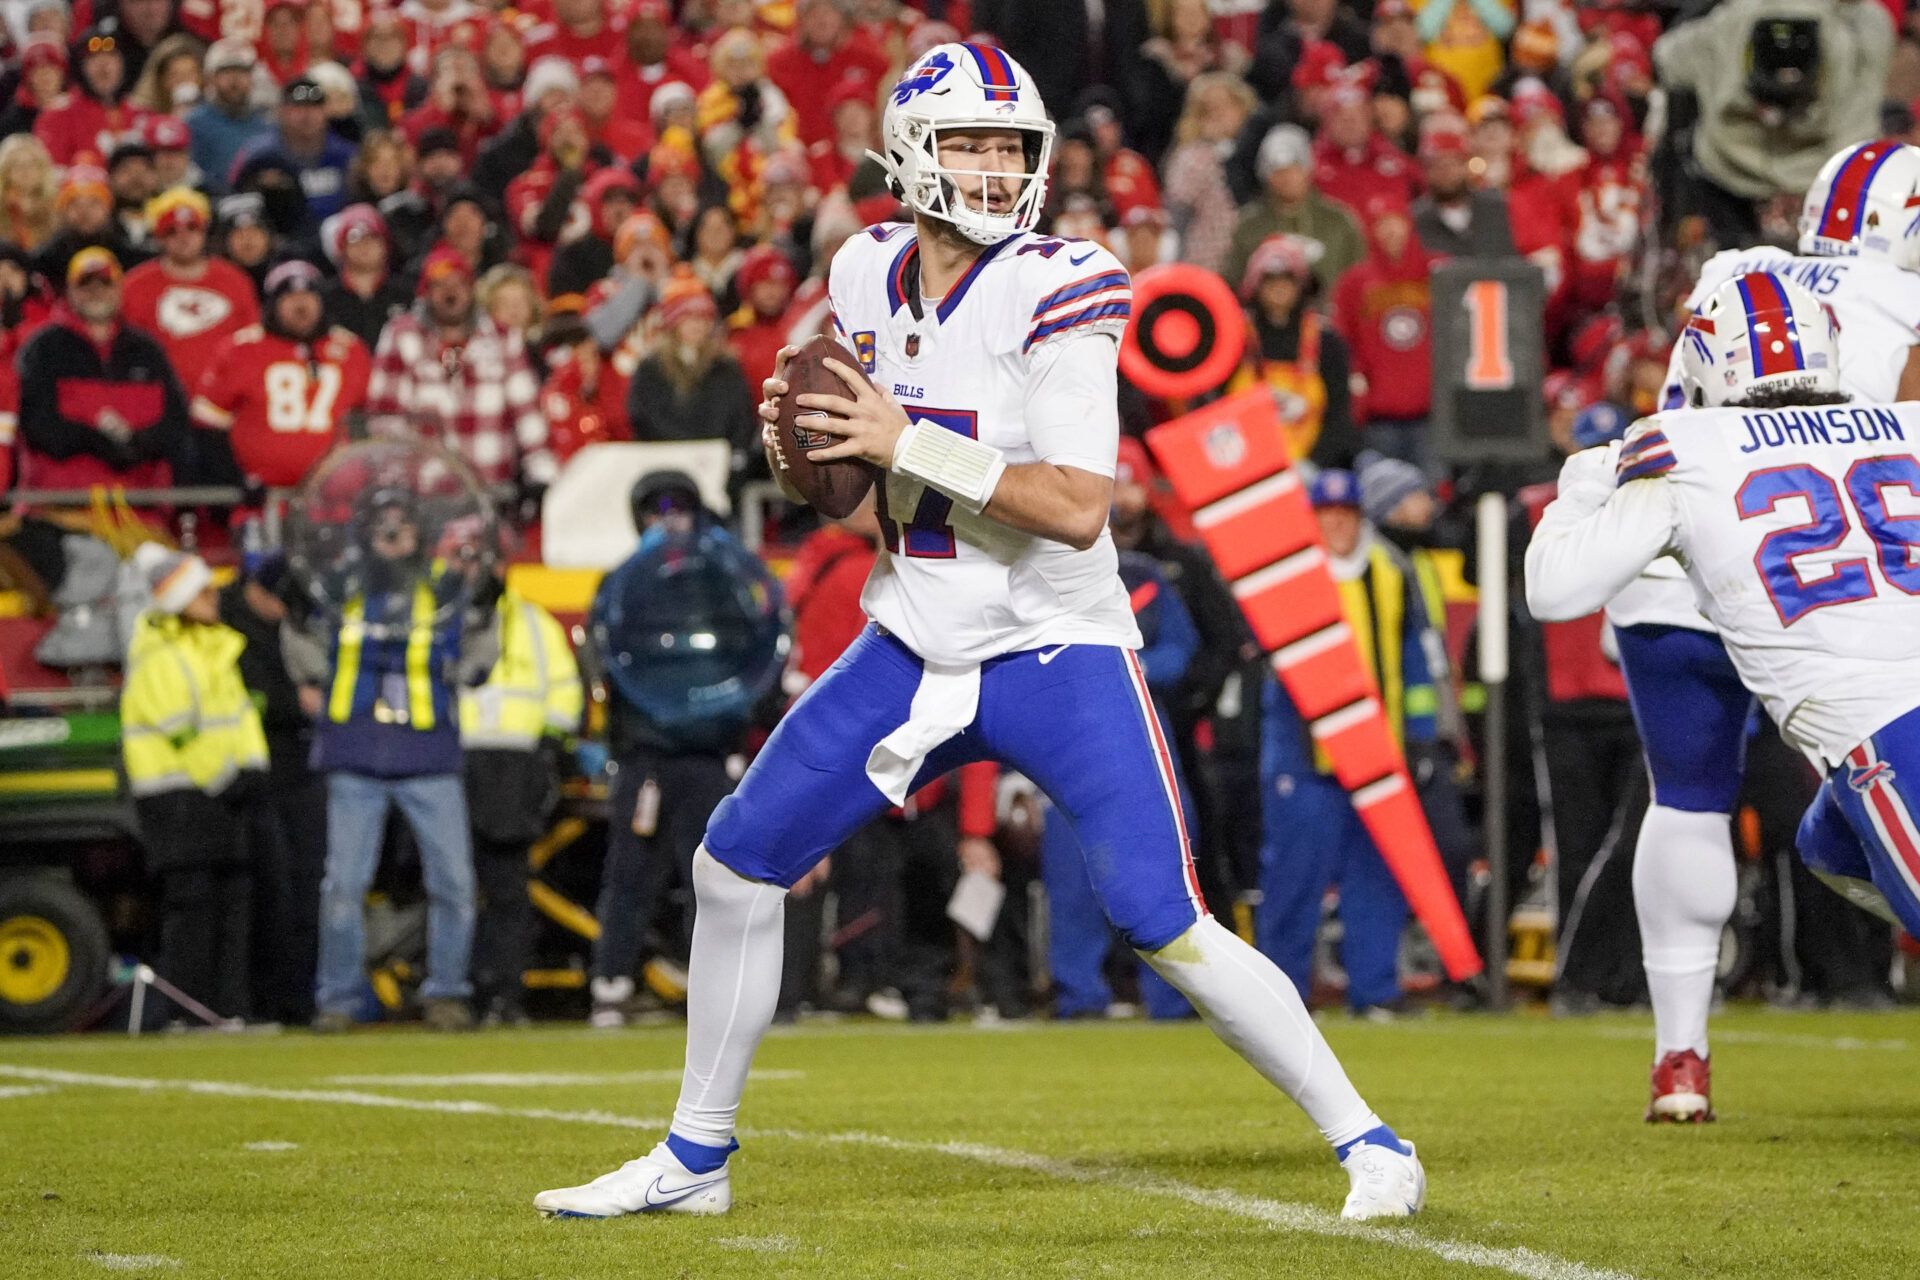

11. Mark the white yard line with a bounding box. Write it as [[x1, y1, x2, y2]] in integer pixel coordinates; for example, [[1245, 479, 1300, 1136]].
[[317, 1070, 803, 1087], [83, 1253, 181, 1272], [0, 1084, 55, 1099], [0, 1063, 1640, 1280]]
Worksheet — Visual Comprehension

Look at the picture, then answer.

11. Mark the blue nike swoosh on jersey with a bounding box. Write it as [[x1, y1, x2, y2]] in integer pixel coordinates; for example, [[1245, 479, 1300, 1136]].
[[1068, 250, 1096, 265]]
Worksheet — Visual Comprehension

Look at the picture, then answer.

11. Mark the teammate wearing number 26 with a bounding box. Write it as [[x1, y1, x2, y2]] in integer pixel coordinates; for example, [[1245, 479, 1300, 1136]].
[[1529, 270, 1920, 968], [536, 42, 1425, 1224], [190, 260, 370, 489]]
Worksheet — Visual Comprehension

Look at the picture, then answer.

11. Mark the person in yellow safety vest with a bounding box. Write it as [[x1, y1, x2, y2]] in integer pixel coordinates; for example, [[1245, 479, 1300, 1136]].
[[305, 487, 496, 1034], [460, 572, 584, 1025], [1255, 468, 1454, 1018], [121, 542, 269, 1026], [1356, 450, 1479, 940]]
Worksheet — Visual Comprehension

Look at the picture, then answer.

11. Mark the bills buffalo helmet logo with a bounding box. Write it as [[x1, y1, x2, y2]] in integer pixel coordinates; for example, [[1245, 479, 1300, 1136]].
[[1848, 760, 1896, 793], [892, 51, 956, 106]]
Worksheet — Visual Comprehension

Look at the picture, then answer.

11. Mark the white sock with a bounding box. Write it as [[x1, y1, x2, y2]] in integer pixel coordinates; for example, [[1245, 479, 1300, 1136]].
[[668, 847, 788, 1148], [1632, 805, 1736, 1060], [1139, 916, 1380, 1147]]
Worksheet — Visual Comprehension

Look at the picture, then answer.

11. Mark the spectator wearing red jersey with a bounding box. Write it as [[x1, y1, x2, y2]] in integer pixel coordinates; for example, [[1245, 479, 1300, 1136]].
[[546, 167, 643, 300], [504, 104, 599, 285], [613, 0, 711, 124], [191, 260, 372, 488], [319, 203, 415, 352], [580, 56, 652, 163], [765, 0, 888, 150], [402, 45, 500, 166], [525, 0, 612, 69], [15, 248, 192, 494], [365, 245, 555, 491], [1083, 99, 1163, 221], [1312, 81, 1416, 220], [726, 244, 796, 395], [536, 311, 630, 466], [0, 246, 55, 491], [121, 188, 263, 381], [1504, 85, 1581, 343], [1567, 96, 1643, 318], [0, 34, 69, 140], [36, 25, 146, 167], [806, 79, 877, 199], [1332, 194, 1435, 474]]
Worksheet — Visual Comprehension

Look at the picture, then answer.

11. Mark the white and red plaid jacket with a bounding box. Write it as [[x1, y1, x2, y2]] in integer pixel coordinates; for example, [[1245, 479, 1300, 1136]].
[[365, 309, 555, 489]]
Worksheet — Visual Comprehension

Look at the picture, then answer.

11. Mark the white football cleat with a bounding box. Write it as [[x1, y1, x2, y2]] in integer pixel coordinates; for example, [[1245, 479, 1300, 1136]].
[[535, 1142, 732, 1219], [1339, 1140, 1425, 1220]]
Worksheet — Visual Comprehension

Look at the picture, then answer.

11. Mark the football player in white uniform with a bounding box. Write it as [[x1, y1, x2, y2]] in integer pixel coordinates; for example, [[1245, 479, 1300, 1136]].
[[1528, 275, 1920, 1104], [535, 43, 1425, 1222], [1593, 142, 1920, 1123]]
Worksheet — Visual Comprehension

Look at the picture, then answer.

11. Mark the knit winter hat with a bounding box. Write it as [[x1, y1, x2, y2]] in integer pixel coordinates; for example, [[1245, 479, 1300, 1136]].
[[1356, 451, 1429, 527], [135, 542, 212, 615]]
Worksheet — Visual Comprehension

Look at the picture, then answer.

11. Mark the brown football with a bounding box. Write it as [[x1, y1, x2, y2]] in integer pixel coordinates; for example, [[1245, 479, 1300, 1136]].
[[777, 334, 878, 520]]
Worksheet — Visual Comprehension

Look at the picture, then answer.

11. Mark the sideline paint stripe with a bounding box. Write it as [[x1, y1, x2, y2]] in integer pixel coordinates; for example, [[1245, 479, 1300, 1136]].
[[0, 1084, 54, 1099], [319, 1070, 804, 1087], [84, 1254, 182, 1272], [0, 1064, 1639, 1280]]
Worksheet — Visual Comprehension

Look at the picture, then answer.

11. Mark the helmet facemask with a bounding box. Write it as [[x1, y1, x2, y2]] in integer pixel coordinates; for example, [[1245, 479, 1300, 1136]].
[[875, 115, 1054, 246]]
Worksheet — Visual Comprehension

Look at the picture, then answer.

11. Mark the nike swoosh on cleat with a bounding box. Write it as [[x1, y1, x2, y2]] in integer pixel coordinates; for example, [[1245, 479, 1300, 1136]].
[[1037, 645, 1071, 664], [643, 1176, 720, 1209]]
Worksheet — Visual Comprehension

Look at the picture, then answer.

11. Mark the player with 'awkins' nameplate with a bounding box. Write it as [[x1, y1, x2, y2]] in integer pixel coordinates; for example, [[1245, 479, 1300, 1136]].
[[535, 42, 1424, 1222]]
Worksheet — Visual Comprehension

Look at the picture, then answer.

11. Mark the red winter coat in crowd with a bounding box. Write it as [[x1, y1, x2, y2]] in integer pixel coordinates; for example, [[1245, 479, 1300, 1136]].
[[1507, 164, 1579, 341], [400, 98, 505, 166], [1103, 149, 1163, 219], [524, 19, 616, 68], [538, 349, 630, 466], [1312, 134, 1417, 221], [764, 30, 890, 148], [1331, 220, 1433, 424], [0, 292, 54, 491], [1568, 154, 1644, 317], [612, 51, 712, 123], [34, 93, 148, 166], [727, 305, 792, 396]]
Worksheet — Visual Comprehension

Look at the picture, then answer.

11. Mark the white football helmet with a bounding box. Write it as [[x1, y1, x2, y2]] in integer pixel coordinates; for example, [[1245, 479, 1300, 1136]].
[[871, 42, 1054, 245], [1797, 139, 1920, 268], [1678, 271, 1840, 408]]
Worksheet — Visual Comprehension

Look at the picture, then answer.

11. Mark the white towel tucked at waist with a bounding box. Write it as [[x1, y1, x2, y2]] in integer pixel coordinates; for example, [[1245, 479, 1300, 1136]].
[[864, 661, 980, 803]]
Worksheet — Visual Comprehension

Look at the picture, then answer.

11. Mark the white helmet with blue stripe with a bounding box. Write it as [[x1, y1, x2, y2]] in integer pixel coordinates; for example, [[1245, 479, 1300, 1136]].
[[1797, 139, 1920, 268], [1678, 271, 1840, 408], [871, 41, 1054, 246]]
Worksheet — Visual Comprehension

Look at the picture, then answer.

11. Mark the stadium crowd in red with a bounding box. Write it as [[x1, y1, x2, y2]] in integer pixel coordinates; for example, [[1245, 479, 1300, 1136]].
[[0, 0, 1691, 511]]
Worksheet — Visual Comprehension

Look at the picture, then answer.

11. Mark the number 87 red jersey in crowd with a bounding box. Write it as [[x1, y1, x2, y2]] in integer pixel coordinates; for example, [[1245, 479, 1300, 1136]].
[[190, 324, 372, 489]]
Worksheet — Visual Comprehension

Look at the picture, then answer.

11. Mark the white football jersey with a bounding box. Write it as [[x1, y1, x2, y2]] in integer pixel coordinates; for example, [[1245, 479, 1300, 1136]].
[[1661, 246, 1920, 408], [828, 224, 1142, 664], [1617, 402, 1920, 767], [1626, 248, 1920, 635]]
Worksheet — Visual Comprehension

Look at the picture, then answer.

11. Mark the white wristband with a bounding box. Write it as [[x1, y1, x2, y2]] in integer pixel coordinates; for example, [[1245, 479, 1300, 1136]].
[[892, 418, 1008, 510]]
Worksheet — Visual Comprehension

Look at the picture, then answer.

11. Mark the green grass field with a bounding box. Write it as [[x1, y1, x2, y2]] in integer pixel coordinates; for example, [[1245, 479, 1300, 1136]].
[[4, 1008, 1919, 1279]]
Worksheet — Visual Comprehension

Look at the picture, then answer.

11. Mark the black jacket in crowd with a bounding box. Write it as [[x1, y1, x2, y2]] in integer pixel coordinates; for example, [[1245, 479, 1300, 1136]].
[[15, 306, 194, 483], [321, 272, 416, 350]]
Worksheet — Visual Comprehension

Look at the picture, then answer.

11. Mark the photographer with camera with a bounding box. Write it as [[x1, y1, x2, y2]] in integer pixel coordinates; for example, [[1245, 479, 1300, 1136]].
[[1656, 0, 1892, 246]]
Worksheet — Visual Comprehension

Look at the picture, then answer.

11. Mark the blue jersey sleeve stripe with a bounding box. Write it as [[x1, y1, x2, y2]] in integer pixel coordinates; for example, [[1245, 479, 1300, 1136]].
[[1617, 453, 1676, 483], [1621, 430, 1669, 458], [1025, 299, 1133, 349], [1032, 271, 1131, 319]]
